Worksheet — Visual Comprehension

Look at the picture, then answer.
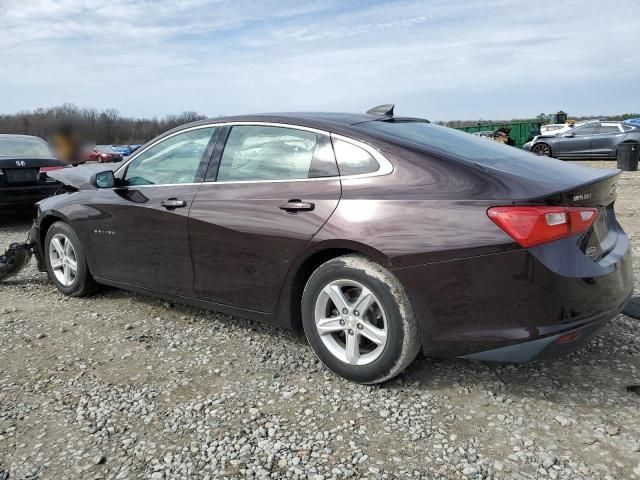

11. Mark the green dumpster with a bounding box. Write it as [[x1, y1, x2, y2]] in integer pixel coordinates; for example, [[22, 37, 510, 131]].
[[454, 121, 542, 148]]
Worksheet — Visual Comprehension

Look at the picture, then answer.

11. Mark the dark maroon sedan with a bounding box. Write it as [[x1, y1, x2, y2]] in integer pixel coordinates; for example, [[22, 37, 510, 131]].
[[29, 107, 633, 383]]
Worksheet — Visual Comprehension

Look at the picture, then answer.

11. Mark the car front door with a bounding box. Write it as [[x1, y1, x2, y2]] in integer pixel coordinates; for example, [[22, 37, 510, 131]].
[[86, 126, 219, 296], [591, 124, 626, 156], [188, 124, 341, 313], [554, 123, 599, 157]]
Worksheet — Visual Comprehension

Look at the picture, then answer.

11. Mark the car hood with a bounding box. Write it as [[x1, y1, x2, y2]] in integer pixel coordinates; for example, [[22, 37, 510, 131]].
[[47, 163, 118, 190]]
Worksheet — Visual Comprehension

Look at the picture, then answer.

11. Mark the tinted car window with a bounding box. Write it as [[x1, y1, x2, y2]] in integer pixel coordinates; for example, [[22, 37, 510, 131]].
[[0, 136, 52, 158], [124, 127, 215, 186], [570, 124, 599, 136], [599, 125, 621, 134], [332, 138, 379, 176], [622, 125, 635, 132], [217, 126, 319, 181]]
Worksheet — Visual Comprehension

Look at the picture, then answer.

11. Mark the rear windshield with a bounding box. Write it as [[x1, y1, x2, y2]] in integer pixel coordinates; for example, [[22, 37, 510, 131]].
[[0, 136, 52, 158], [357, 121, 609, 186]]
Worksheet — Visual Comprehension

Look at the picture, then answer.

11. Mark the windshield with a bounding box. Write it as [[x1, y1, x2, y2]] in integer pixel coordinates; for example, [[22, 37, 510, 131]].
[[0, 135, 52, 158], [357, 121, 612, 187]]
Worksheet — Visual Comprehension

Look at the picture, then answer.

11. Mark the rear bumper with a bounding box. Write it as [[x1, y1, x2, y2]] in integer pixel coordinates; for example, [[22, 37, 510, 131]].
[[395, 233, 634, 360], [460, 305, 626, 362], [0, 184, 59, 207]]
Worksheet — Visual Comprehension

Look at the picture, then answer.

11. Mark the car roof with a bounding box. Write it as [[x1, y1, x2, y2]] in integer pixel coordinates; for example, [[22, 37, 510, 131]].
[[190, 112, 377, 130], [180, 112, 430, 134]]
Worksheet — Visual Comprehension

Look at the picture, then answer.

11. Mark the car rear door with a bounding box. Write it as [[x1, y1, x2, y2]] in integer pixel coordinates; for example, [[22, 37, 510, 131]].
[[188, 124, 341, 313], [86, 126, 219, 296], [591, 124, 626, 157]]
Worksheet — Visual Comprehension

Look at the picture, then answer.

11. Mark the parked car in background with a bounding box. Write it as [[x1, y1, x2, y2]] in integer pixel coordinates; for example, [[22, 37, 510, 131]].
[[0, 134, 66, 208], [540, 123, 576, 137], [84, 145, 124, 163], [524, 121, 640, 159], [111, 145, 133, 156], [31, 107, 633, 384], [111, 145, 144, 157], [625, 118, 640, 127]]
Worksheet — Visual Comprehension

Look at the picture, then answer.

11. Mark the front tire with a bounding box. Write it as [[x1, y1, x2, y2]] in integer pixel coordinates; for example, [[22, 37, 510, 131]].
[[45, 222, 96, 297], [301, 255, 420, 384], [532, 142, 552, 156]]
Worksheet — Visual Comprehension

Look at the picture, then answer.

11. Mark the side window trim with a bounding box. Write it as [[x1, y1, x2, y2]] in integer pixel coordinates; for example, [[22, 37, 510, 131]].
[[330, 133, 394, 178], [116, 122, 394, 185]]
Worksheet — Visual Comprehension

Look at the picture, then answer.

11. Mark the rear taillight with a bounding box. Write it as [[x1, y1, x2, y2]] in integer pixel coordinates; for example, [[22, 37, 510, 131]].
[[487, 206, 597, 247]]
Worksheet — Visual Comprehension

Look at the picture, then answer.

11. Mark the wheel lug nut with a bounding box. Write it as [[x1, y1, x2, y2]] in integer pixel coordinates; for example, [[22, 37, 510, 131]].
[[357, 324, 363, 330], [342, 308, 348, 314], [354, 310, 359, 316], [339, 319, 345, 326], [348, 329, 354, 335]]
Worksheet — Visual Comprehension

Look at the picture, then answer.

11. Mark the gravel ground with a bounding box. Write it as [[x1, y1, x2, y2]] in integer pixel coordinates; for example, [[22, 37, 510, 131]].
[[1, 161, 640, 480]]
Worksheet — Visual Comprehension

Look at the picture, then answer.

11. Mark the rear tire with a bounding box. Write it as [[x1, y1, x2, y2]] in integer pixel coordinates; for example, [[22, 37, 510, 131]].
[[532, 142, 552, 156], [301, 254, 420, 384], [44, 222, 96, 297]]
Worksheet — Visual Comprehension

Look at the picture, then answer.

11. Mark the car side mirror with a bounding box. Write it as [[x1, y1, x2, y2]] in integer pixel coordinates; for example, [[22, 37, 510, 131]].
[[563, 133, 575, 138], [91, 170, 116, 189]]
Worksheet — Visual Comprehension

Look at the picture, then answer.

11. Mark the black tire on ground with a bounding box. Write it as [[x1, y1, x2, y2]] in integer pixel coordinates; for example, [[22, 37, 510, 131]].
[[301, 254, 420, 384], [532, 142, 552, 156], [44, 221, 96, 297]]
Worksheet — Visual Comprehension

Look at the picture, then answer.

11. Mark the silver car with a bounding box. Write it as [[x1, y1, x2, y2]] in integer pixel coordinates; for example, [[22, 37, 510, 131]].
[[524, 122, 640, 159]]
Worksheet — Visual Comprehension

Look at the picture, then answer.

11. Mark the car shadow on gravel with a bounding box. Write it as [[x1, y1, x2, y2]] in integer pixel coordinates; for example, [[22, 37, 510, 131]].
[[398, 323, 640, 408], [109, 291, 640, 410]]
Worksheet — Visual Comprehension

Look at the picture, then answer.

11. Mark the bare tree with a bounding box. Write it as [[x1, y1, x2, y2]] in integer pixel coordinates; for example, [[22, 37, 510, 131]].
[[0, 104, 207, 145]]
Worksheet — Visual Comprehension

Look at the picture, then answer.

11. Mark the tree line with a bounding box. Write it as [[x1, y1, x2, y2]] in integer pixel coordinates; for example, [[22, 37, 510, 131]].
[[1, 104, 638, 144], [0, 103, 206, 146]]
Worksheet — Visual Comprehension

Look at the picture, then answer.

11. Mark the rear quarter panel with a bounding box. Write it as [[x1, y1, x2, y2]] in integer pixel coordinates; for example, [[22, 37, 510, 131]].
[[315, 145, 518, 269]]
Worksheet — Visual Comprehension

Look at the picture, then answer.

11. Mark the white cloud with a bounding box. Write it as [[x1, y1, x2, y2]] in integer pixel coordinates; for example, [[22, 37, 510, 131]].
[[0, 0, 638, 119]]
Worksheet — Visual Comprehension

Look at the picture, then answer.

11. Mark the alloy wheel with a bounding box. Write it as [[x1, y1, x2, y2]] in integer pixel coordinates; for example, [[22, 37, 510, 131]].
[[314, 279, 388, 365], [48, 233, 78, 287], [532, 143, 551, 156]]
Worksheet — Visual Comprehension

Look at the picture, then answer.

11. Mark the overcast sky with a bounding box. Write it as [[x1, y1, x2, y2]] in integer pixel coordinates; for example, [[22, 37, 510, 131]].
[[1, 0, 638, 120]]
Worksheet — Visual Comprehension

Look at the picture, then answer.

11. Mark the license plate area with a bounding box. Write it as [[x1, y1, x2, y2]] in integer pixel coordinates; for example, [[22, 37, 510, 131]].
[[4, 168, 39, 183], [581, 205, 616, 260], [592, 206, 611, 240]]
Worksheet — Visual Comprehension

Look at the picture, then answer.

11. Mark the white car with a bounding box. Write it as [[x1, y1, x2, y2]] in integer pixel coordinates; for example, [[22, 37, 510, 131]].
[[540, 124, 574, 136]]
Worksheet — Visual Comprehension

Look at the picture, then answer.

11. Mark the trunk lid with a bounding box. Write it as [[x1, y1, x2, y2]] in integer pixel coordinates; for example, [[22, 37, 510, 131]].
[[0, 157, 66, 185]]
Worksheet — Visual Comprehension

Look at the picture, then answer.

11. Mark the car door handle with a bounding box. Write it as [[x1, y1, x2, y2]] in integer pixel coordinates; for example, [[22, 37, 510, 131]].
[[279, 200, 315, 213], [161, 198, 187, 210]]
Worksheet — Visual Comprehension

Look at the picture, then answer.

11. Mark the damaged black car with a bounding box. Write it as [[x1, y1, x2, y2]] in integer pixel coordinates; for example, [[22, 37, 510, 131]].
[[0, 134, 67, 209]]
